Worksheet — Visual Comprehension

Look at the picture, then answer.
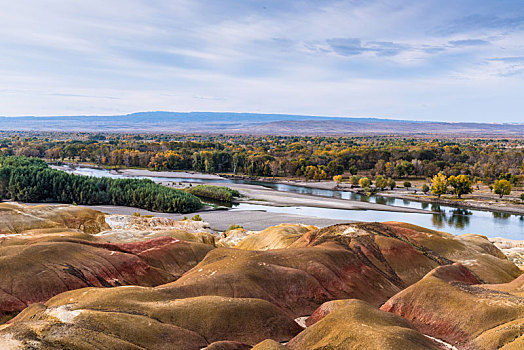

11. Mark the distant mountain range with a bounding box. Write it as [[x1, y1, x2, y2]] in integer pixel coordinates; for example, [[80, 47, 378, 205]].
[[0, 111, 522, 136]]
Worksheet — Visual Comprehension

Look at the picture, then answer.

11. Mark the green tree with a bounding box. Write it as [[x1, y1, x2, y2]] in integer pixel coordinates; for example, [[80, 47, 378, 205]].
[[422, 184, 430, 194], [375, 175, 387, 190], [493, 179, 512, 198], [447, 175, 473, 198], [350, 175, 360, 186], [387, 178, 396, 190], [403, 181, 411, 189], [431, 173, 448, 198]]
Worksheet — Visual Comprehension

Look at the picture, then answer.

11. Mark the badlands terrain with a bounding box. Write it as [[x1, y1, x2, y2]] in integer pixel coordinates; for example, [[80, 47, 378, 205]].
[[1, 203, 524, 349]]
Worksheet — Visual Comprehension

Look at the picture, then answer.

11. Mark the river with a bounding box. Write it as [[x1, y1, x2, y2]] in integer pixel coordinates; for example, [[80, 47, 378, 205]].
[[60, 166, 524, 239]]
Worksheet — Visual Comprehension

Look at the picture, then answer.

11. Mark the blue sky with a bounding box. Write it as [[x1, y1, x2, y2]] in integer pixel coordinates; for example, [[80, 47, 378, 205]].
[[1, 0, 523, 122]]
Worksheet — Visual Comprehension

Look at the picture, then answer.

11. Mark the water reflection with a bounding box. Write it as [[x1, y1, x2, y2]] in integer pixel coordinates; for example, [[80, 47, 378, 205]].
[[375, 197, 387, 205], [493, 211, 511, 220], [432, 213, 446, 229], [432, 208, 472, 230], [61, 166, 524, 239], [431, 204, 443, 213], [447, 209, 472, 230]]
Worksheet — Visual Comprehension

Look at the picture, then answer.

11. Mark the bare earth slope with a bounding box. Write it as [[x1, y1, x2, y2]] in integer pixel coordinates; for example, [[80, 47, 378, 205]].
[[1, 203, 523, 349]]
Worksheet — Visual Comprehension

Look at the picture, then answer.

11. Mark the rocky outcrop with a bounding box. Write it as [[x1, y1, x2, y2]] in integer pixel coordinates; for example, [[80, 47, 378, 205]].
[[99, 214, 217, 245], [489, 237, 524, 270], [204, 341, 252, 350], [287, 299, 442, 349], [381, 263, 524, 349], [1, 293, 302, 349], [154, 222, 521, 318], [158, 246, 406, 317], [1, 206, 523, 349], [218, 227, 252, 246], [382, 222, 521, 284], [235, 224, 314, 250], [303, 299, 356, 327], [252, 339, 287, 350], [0, 237, 213, 321], [104, 214, 210, 232], [0, 203, 109, 234]]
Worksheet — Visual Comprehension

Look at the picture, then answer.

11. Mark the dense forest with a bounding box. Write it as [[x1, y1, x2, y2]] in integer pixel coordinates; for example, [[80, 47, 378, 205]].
[[0, 156, 202, 213], [2, 132, 524, 185]]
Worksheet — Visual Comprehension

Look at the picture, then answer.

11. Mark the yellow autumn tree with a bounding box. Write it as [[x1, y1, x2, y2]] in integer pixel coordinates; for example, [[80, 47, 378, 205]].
[[431, 173, 448, 198]]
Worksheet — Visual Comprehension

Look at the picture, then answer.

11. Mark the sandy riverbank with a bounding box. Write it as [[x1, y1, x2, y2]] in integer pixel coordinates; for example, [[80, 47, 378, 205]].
[[380, 192, 524, 215], [227, 183, 433, 214], [230, 176, 524, 216]]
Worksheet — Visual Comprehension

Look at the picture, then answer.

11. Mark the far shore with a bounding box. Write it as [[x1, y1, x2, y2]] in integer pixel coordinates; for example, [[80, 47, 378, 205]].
[[50, 163, 224, 180], [53, 163, 524, 216], [103, 167, 524, 215], [222, 175, 524, 216], [112, 168, 224, 180], [53, 164, 435, 215]]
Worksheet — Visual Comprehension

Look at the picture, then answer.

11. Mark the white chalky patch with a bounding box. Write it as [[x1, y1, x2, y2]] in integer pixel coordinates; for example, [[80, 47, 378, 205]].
[[294, 316, 309, 328], [0, 334, 24, 349], [424, 335, 458, 350], [45, 305, 82, 323]]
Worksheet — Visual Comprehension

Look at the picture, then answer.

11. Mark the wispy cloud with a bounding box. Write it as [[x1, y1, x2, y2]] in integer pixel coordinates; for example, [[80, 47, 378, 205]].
[[449, 39, 490, 47]]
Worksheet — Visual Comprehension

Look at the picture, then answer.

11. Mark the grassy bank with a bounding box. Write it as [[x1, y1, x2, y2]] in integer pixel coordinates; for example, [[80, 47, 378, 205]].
[[187, 185, 240, 203]]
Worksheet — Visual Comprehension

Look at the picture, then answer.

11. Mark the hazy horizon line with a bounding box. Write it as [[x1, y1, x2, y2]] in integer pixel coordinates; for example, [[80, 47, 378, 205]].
[[1, 110, 522, 125]]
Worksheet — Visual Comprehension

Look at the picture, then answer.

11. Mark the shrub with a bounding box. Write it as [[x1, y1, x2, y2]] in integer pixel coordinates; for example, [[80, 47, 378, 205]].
[[422, 184, 430, 194], [187, 185, 240, 203], [191, 214, 202, 221], [403, 181, 411, 189], [227, 224, 243, 232], [520, 193, 524, 201]]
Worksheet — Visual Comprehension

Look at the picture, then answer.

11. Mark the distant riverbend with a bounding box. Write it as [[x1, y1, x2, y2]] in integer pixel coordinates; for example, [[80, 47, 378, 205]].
[[53, 165, 524, 239]]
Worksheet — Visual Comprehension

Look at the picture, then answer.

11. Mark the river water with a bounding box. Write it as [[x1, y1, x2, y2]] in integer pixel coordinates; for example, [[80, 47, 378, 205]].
[[61, 166, 524, 239]]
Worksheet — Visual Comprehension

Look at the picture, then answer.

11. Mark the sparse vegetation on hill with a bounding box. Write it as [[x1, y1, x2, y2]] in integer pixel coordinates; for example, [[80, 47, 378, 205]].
[[0, 156, 202, 213]]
